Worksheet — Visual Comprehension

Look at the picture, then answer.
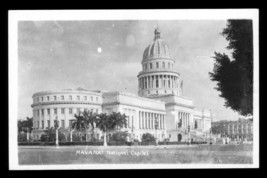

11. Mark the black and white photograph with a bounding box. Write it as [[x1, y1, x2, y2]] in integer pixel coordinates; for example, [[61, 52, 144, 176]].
[[8, 9, 259, 169]]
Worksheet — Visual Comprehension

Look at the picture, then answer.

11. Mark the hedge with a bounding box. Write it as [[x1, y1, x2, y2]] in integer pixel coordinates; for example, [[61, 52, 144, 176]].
[[18, 141, 207, 146]]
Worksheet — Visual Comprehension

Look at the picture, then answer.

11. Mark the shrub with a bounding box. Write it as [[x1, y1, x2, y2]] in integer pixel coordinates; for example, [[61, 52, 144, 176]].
[[141, 133, 156, 143], [18, 133, 27, 142], [40, 129, 66, 142], [109, 131, 128, 143]]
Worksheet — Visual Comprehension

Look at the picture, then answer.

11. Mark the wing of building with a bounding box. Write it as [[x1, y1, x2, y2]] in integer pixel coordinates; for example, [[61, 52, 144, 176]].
[[31, 28, 212, 142]]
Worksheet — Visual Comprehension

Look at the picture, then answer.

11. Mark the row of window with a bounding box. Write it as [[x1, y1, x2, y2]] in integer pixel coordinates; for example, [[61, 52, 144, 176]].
[[35, 95, 99, 103], [34, 120, 69, 129], [143, 61, 173, 71], [35, 108, 99, 116]]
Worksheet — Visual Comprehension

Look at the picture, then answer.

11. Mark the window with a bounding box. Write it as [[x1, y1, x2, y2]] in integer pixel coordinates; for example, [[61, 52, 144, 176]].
[[150, 63, 152, 69], [41, 121, 44, 129], [69, 108, 73, 114], [145, 64, 147, 70], [41, 109, 44, 115], [84, 96, 87, 100], [61, 120, 65, 129], [61, 95, 64, 100], [69, 95, 72, 100], [54, 96, 57, 101], [169, 134, 171, 138], [47, 109, 50, 115], [96, 97, 98, 102], [91, 96, 93, 101], [42, 97, 43, 101], [47, 120, 50, 128], [77, 95, 80, 100], [163, 62, 165, 68], [37, 121, 39, 128], [156, 79, 158, 88], [47, 96, 49, 101], [168, 63, 170, 69], [37, 110, 39, 116], [61, 108, 65, 114], [156, 62, 159, 68], [54, 108, 57, 114], [37, 97, 39, 102]]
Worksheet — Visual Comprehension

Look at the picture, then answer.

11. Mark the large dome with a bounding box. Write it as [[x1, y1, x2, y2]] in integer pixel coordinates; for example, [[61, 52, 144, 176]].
[[142, 28, 172, 62]]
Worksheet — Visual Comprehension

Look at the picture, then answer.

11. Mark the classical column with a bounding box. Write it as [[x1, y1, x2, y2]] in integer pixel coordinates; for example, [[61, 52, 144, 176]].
[[152, 75, 155, 88], [153, 114, 155, 129], [142, 112, 144, 129], [163, 115, 165, 129], [151, 113, 153, 129], [148, 113, 150, 129], [140, 112, 142, 129], [148, 76, 150, 88]]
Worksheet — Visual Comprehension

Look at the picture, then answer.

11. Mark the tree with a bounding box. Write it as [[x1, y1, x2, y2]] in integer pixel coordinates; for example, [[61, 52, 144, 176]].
[[96, 113, 109, 146], [109, 131, 128, 143], [96, 112, 127, 146], [83, 110, 98, 141], [18, 117, 33, 133], [72, 112, 87, 141], [209, 20, 253, 116], [141, 133, 156, 142], [41, 127, 65, 142]]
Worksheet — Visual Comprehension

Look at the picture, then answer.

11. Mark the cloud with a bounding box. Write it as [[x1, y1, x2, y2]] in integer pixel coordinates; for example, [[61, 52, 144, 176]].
[[18, 20, 238, 122]]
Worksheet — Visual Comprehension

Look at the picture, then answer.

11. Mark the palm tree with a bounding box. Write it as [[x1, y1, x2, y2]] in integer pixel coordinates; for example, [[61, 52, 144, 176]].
[[108, 112, 128, 131], [72, 112, 87, 141], [83, 110, 98, 141], [96, 112, 128, 146], [96, 113, 109, 146]]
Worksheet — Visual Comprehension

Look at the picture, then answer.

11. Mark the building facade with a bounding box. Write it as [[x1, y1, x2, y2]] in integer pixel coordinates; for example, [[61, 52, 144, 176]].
[[211, 118, 253, 141], [31, 28, 212, 142]]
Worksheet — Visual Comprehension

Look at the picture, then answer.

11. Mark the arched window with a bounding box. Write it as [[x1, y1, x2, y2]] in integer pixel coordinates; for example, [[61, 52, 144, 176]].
[[163, 62, 165, 68], [156, 79, 159, 88], [156, 62, 159, 68], [150, 63, 152, 69]]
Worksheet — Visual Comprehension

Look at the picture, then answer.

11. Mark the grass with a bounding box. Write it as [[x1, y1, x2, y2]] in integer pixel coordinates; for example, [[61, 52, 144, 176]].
[[18, 144, 253, 165]]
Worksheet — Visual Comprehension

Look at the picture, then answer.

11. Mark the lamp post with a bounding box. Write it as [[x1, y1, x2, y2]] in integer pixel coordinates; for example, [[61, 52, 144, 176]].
[[54, 116, 59, 148], [69, 119, 75, 142], [187, 125, 191, 145], [155, 116, 159, 146], [210, 128, 212, 144], [131, 125, 135, 143]]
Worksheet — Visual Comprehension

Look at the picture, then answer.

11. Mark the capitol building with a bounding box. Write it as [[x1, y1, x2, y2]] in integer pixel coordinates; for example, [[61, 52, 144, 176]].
[[31, 28, 212, 142]]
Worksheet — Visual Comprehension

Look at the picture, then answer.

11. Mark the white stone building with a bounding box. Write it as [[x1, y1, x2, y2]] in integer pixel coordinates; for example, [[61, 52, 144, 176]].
[[31, 28, 212, 142]]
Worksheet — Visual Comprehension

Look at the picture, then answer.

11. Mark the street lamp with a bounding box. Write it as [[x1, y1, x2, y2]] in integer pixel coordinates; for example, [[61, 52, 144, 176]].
[[131, 126, 135, 142], [155, 116, 159, 146], [54, 116, 59, 148], [69, 119, 75, 142], [187, 125, 191, 145], [209, 128, 212, 144]]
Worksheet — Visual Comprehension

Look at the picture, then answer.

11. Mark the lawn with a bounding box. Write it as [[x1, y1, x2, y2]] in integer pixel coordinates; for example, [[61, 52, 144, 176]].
[[18, 144, 253, 165]]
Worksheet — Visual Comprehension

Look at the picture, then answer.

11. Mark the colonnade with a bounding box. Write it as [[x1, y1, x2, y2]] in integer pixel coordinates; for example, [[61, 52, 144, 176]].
[[177, 111, 191, 129], [138, 75, 179, 90], [139, 111, 165, 130]]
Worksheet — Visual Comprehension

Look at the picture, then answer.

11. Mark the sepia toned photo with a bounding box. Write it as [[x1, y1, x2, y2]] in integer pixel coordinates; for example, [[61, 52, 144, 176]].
[[9, 10, 259, 169]]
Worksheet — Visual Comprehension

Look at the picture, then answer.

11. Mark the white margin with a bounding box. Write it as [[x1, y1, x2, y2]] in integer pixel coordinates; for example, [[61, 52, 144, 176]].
[[8, 9, 259, 170]]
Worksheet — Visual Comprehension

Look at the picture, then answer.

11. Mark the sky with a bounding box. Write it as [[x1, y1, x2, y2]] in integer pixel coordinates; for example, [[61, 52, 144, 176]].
[[18, 20, 241, 121]]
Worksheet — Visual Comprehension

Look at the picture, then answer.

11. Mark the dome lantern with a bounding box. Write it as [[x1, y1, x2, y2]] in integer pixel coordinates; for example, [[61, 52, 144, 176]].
[[154, 27, 161, 41]]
